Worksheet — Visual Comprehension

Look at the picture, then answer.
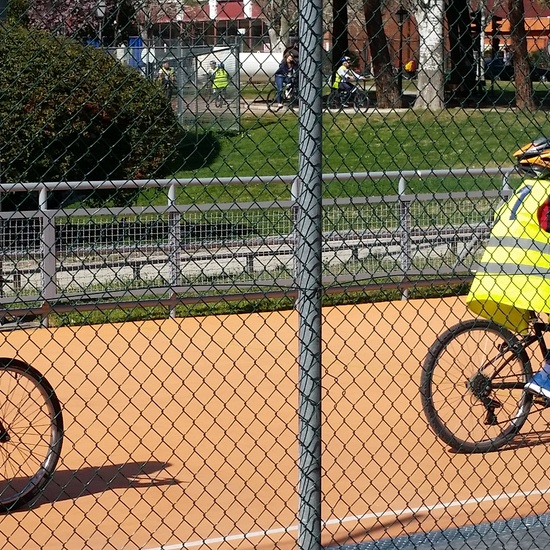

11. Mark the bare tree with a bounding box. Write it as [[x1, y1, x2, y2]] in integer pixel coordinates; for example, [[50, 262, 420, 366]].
[[27, 0, 111, 37], [413, 0, 445, 109], [256, 0, 298, 53], [332, 0, 349, 73], [508, 0, 535, 110], [446, 0, 477, 95], [363, 0, 400, 108]]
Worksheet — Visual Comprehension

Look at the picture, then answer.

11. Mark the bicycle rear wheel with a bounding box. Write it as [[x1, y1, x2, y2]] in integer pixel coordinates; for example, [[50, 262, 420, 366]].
[[420, 319, 533, 453], [327, 89, 341, 110], [267, 88, 280, 109], [0, 358, 63, 511]]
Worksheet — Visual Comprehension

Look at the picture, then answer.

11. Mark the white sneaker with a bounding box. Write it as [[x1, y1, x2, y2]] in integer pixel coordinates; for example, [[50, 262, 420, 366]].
[[525, 371, 550, 399]]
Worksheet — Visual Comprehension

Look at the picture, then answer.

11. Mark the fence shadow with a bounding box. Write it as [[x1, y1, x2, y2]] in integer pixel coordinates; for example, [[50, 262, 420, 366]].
[[324, 511, 429, 549], [445, 429, 550, 455], [36, 461, 182, 507]]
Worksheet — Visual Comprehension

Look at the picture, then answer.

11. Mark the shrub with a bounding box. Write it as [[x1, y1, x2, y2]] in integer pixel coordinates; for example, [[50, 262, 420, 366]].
[[0, 24, 186, 206]]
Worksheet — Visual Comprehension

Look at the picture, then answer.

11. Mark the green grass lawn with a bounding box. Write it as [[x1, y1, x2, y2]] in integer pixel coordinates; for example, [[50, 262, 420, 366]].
[[161, 106, 546, 206]]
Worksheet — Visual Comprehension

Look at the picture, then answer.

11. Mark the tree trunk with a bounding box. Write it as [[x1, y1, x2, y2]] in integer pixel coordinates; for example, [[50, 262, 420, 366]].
[[332, 0, 349, 74], [508, 0, 535, 110], [414, 0, 445, 110], [445, 0, 477, 95], [363, 0, 400, 108], [267, 0, 291, 54]]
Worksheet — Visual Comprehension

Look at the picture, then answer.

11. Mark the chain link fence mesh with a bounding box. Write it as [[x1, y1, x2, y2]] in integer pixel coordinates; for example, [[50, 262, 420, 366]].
[[2, 0, 550, 549]]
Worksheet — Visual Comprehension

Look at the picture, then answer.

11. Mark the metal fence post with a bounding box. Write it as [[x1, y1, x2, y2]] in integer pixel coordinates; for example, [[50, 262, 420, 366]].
[[296, 0, 324, 546], [168, 182, 181, 319], [40, 186, 57, 327], [399, 176, 411, 300]]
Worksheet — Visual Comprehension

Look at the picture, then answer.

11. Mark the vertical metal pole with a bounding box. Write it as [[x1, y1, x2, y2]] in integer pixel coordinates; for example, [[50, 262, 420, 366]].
[[296, 0, 323, 545], [40, 187, 57, 327], [398, 16, 404, 95], [398, 176, 411, 300], [168, 183, 180, 319]]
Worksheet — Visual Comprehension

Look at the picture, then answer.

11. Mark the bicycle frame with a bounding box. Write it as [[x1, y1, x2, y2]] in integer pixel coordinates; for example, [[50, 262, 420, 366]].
[[475, 320, 550, 421]]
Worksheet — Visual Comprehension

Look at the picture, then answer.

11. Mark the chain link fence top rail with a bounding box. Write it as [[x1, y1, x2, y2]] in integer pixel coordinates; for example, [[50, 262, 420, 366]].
[[2, 1, 550, 550]]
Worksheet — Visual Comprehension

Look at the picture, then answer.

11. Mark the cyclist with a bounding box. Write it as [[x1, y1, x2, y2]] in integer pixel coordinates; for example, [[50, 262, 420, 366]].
[[332, 56, 365, 107], [466, 137, 550, 398], [157, 61, 175, 100], [274, 53, 297, 109], [210, 62, 230, 104]]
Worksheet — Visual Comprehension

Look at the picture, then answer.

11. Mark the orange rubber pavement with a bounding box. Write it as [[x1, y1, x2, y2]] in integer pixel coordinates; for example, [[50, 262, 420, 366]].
[[1, 296, 549, 550]]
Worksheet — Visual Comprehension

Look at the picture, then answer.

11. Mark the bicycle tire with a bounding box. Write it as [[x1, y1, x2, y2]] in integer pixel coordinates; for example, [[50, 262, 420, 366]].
[[0, 358, 63, 512], [354, 90, 370, 111], [327, 90, 341, 110], [285, 86, 298, 108], [420, 319, 533, 453], [267, 88, 283, 109], [214, 93, 223, 108]]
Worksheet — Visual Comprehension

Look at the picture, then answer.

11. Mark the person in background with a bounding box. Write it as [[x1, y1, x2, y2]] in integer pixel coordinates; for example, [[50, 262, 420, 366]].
[[210, 62, 230, 104], [207, 60, 217, 80], [274, 53, 297, 109], [404, 59, 417, 79], [157, 61, 175, 100], [332, 56, 365, 107]]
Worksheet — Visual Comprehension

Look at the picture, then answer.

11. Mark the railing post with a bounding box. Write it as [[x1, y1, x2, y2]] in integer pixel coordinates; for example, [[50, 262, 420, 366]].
[[168, 182, 181, 319], [291, 177, 300, 283], [502, 171, 511, 192], [399, 176, 411, 300], [40, 186, 57, 327]]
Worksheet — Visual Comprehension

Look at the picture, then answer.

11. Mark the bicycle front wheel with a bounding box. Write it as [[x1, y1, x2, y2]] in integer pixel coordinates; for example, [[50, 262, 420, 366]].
[[266, 89, 279, 109], [0, 358, 63, 512], [420, 319, 533, 453], [214, 91, 225, 108]]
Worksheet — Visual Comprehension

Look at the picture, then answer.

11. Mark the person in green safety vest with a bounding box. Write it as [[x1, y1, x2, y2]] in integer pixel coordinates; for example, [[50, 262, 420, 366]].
[[210, 62, 230, 105], [467, 137, 550, 398], [331, 56, 365, 107], [157, 61, 175, 100]]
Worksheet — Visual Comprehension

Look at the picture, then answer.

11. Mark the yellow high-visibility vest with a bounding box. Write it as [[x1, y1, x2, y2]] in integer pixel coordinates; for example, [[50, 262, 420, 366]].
[[332, 65, 346, 89], [212, 68, 229, 89], [467, 178, 550, 332]]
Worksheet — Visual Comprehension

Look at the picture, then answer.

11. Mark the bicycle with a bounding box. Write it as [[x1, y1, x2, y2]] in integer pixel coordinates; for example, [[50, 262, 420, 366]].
[[0, 358, 63, 511], [267, 73, 298, 110], [327, 81, 370, 111], [212, 87, 229, 108], [419, 316, 550, 453]]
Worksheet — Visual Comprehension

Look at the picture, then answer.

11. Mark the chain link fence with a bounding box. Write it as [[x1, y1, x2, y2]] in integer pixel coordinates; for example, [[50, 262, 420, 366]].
[[2, 0, 550, 549]]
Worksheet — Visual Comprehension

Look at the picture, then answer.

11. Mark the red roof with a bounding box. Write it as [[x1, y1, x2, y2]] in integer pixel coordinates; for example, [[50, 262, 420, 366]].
[[155, 1, 264, 24], [482, 0, 550, 18]]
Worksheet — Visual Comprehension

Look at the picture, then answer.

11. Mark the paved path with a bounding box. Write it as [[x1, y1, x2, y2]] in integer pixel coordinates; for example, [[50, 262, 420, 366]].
[[1, 296, 548, 549]]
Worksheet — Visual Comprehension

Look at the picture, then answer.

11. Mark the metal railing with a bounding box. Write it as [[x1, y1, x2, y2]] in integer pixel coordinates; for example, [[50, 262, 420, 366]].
[[0, 167, 514, 324]]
